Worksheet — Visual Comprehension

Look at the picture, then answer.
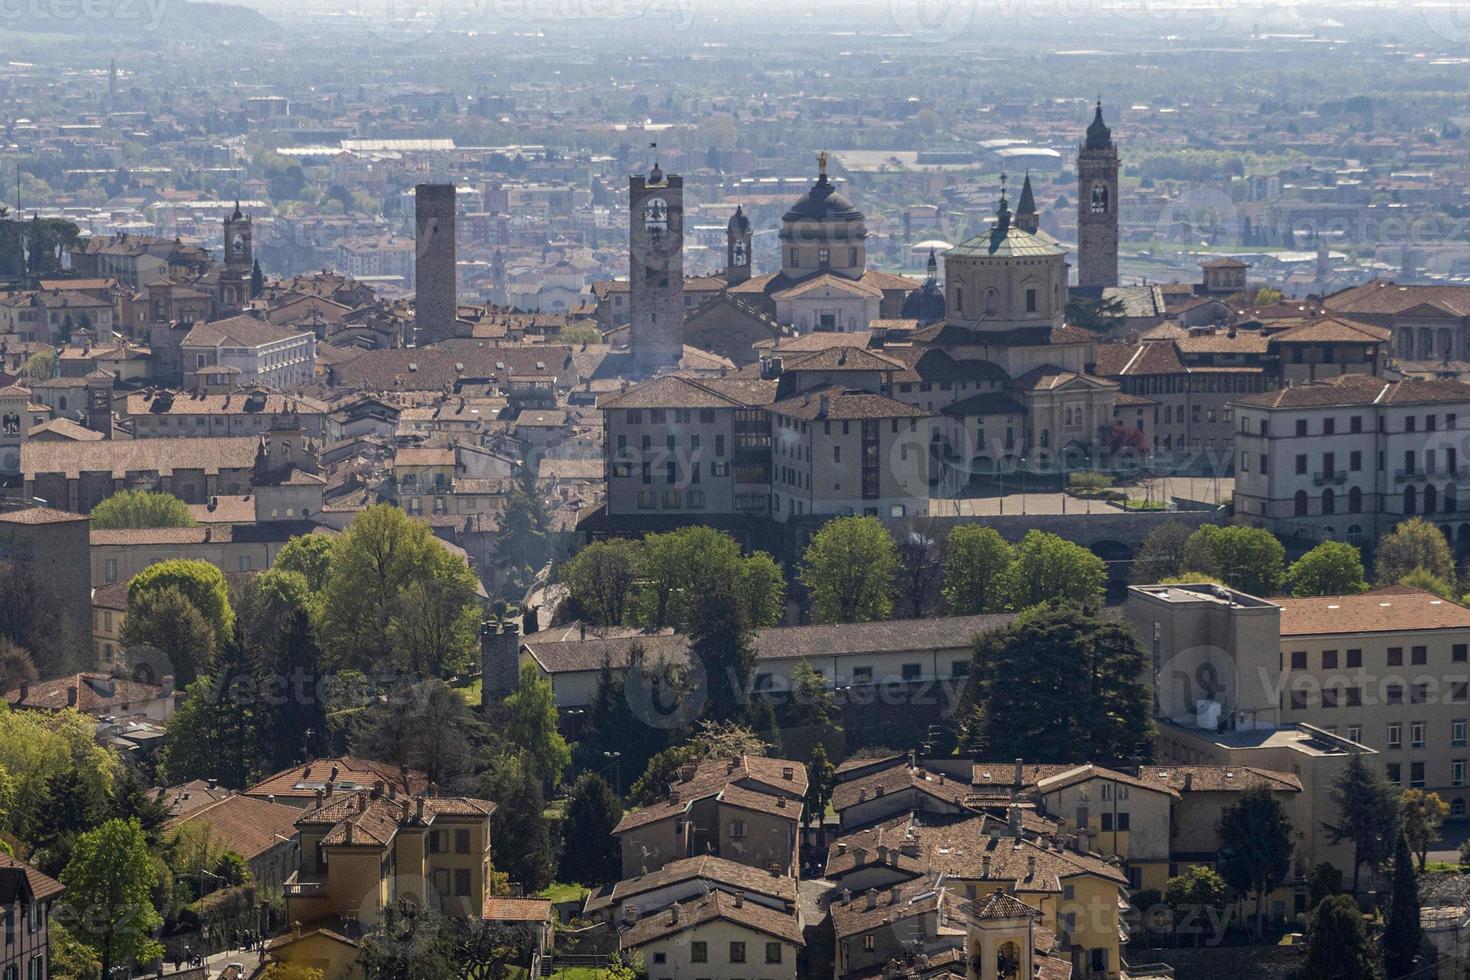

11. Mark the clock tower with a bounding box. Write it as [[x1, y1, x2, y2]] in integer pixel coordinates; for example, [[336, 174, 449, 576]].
[[219, 201, 253, 313], [629, 161, 684, 374], [1076, 100, 1119, 292]]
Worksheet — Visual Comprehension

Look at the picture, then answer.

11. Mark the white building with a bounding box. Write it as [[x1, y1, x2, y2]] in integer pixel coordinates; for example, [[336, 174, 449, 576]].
[[181, 315, 316, 391], [1231, 374, 1470, 551]]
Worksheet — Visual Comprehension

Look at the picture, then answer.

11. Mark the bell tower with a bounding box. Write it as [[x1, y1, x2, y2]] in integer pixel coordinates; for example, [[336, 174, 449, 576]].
[[219, 201, 253, 313], [1076, 100, 1119, 291], [629, 156, 684, 374], [726, 206, 752, 286]]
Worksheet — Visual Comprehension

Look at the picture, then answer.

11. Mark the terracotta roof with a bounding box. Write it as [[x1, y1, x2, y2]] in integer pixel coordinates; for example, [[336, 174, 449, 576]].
[[183, 314, 310, 349], [246, 756, 429, 801], [5, 672, 168, 712], [887, 347, 1009, 385], [943, 391, 1026, 417], [772, 386, 930, 421], [524, 614, 1011, 675], [960, 889, 1040, 920], [599, 375, 748, 411], [1235, 374, 1470, 410], [0, 506, 89, 524], [483, 897, 553, 922], [92, 580, 131, 611], [1034, 763, 1180, 800], [29, 418, 104, 441], [781, 346, 905, 373], [124, 389, 329, 417], [1265, 316, 1389, 345], [831, 764, 971, 813], [620, 890, 803, 948], [1277, 586, 1470, 636], [612, 756, 807, 834], [1137, 765, 1303, 794], [167, 794, 301, 861], [1323, 280, 1470, 319], [830, 877, 943, 939], [23, 435, 260, 479], [585, 854, 797, 914], [770, 272, 884, 301], [0, 853, 64, 903]]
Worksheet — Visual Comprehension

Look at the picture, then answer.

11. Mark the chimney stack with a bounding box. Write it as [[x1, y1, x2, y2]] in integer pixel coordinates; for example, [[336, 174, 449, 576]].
[[1014, 758, 1024, 787], [733, 891, 744, 908], [865, 888, 878, 911], [67, 685, 78, 707], [982, 855, 991, 877], [1183, 772, 1193, 791]]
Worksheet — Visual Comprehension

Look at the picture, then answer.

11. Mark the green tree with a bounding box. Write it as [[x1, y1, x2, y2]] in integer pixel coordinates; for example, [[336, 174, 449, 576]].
[[480, 752, 554, 893], [964, 607, 1152, 766], [388, 546, 482, 677], [941, 525, 1013, 614], [800, 516, 898, 623], [1308, 862, 1345, 908], [89, 489, 196, 530], [505, 664, 571, 787], [1375, 517, 1455, 584], [158, 628, 263, 789], [1007, 531, 1106, 610], [262, 607, 329, 771], [779, 660, 842, 760], [0, 707, 116, 844], [804, 742, 835, 830], [1181, 525, 1286, 596], [1399, 567, 1456, 599], [275, 533, 335, 593], [49, 920, 101, 980], [28, 768, 108, 876], [1218, 786, 1293, 938], [0, 561, 64, 675], [319, 504, 480, 671], [559, 772, 623, 887], [0, 637, 37, 691], [1305, 895, 1380, 980], [360, 900, 458, 980], [561, 539, 638, 626], [735, 551, 786, 629], [128, 559, 234, 643], [1399, 788, 1449, 872], [1131, 523, 1195, 584], [635, 526, 767, 630], [1326, 752, 1400, 894], [250, 259, 264, 298], [1163, 866, 1233, 947], [1065, 294, 1127, 332], [24, 350, 55, 383], [1287, 541, 1369, 597], [353, 680, 485, 791], [59, 819, 164, 977], [574, 649, 669, 794], [495, 485, 551, 600], [1383, 832, 1421, 979], [120, 585, 216, 686], [690, 588, 755, 724]]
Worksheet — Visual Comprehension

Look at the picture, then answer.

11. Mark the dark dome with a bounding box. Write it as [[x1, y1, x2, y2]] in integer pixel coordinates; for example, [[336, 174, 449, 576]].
[[783, 175, 861, 223], [728, 205, 751, 233], [901, 280, 946, 326], [1085, 101, 1112, 151]]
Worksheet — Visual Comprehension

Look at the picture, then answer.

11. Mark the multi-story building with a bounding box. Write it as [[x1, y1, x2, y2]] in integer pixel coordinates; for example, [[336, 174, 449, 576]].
[[0, 854, 63, 980], [181, 315, 316, 390], [1231, 374, 1470, 549], [123, 389, 336, 442]]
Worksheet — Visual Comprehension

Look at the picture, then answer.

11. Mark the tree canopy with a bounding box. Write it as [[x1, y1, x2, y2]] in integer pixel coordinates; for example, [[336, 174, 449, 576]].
[[800, 516, 898, 623], [1375, 517, 1455, 584], [1181, 524, 1286, 596], [941, 524, 1014, 614], [1007, 530, 1106, 610], [89, 489, 196, 530], [128, 559, 234, 643], [1287, 541, 1369, 597], [59, 819, 164, 977]]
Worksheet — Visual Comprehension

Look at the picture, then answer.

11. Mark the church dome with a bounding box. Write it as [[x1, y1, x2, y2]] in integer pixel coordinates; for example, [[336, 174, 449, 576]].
[[900, 280, 946, 326], [1085, 100, 1112, 151], [783, 174, 862, 223]]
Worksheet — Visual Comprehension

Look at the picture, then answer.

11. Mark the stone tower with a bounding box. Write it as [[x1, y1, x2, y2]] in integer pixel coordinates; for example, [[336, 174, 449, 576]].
[[629, 164, 684, 373], [1076, 100, 1119, 291], [414, 183, 458, 346], [219, 201, 252, 312], [726, 205, 752, 286]]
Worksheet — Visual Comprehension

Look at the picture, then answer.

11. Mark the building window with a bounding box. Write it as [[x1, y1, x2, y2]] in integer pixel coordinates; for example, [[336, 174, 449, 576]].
[[455, 829, 470, 853], [1411, 762, 1426, 788], [729, 941, 746, 964], [1387, 763, 1402, 784], [1455, 720, 1467, 747], [1456, 760, 1466, 787], [1322, 650, 1338, 669], [864, 935, 875, 952], [766, 942, 782, 964], [691, 942, 708, 963], [729, 820, 747, 839], [1347, 648, 1362, 668], [1412, 722, 1426, 748], [1290, 651, 1306, 669], [901, 663, 921, 681], [1388, 647, 1403, 667], [454, 868, 471, 896], [1413, 646, 1428, 665], [1388, 723, 1402, 749]]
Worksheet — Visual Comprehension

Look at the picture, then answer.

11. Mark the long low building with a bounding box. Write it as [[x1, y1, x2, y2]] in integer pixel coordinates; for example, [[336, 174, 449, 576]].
[[520, 613, 1013, 708]]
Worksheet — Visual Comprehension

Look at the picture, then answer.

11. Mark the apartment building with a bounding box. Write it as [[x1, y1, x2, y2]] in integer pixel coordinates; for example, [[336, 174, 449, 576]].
[[181, 315, 316, 390], [1231, 374, 1470, 549], [0, 854, 63, 980]]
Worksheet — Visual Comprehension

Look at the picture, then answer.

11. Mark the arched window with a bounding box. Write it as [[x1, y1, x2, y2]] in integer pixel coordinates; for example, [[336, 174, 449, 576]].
[[1348, 485, 1362, 513], [1322, 488, 1335, 515], [1091, 182, 1109, 214], [1405, 485, 1418, 515], [1447, 484, 1458, 513], [1347, 524, 1363, 544], [1426, 484, 1439, 514], [984, 289, 998, 316], [1294, 489, 1309, 517]]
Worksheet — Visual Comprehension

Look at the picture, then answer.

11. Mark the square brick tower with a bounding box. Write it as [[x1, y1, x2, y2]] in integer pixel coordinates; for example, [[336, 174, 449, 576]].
[[414, 183, 457, 345], [629, 166, 684, 373], [1077, 100, 1120, 291]]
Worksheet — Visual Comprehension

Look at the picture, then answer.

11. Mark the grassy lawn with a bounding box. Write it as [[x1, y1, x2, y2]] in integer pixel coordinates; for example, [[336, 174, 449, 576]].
[[539, 881, 587, 905], [455, 677, 482, 704], [545, 969, 602, 980]]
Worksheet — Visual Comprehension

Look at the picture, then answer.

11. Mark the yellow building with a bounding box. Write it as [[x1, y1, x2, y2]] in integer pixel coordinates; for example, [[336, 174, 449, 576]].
[[620, 890, 803, 980]]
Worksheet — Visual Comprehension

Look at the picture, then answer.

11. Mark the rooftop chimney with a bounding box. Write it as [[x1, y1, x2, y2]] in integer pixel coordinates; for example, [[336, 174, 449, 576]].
[[1026, 855, 1036, 880], [1014, 758, 1024, 787], [865, 888, 878, 911], [733, 891, 744, 908], [1008, 804, 1022, 837], [67, 685, 78, 707], [416, 797, 425, 821], [889, 886, 901, 905], [982, 855, 991, 877]]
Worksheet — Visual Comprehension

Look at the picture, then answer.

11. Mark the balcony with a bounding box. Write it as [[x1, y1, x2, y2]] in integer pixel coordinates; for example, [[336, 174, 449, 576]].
[[1312, 471, 1346, 486]]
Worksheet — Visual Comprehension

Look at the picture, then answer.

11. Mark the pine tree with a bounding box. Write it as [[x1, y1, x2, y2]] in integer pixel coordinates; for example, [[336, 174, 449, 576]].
[[559, 772, 623, 887], [1306, 895, 1380, 980], [804, 743, 836, 830], [1383, 831, 1421, 979], [690, 588, 755, 724], [481, 753, 554, 892], [1326, 752, 1400, 894]]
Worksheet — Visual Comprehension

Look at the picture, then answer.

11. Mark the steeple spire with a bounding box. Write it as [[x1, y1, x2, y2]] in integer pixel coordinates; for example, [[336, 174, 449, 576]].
[[1085, 99, 1112, 151], [994, 173, 1011, 234], [1015, 173, 1038, 234], [926, 248, 937, 283]]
